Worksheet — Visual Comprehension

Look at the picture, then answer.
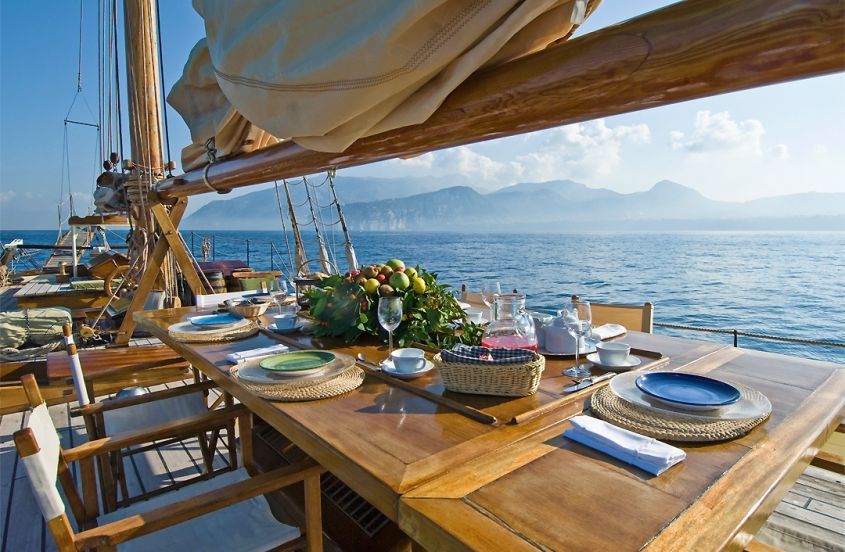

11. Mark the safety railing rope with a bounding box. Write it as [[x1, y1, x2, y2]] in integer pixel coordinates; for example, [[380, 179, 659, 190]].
[[654, 322, 845, 348]]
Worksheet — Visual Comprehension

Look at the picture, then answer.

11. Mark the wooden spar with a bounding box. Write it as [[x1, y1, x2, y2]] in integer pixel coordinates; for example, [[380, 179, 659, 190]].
[[154, 0, 845, 200], [123, 0, 164, 175], [122, 0, 163, 264], [328, 175, 358, 272], [303, 178, 333, 274], [282, 180, 309, 276]]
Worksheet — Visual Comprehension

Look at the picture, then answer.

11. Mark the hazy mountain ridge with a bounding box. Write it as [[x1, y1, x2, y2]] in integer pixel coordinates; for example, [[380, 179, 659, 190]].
[[184, 177, 845, 231]]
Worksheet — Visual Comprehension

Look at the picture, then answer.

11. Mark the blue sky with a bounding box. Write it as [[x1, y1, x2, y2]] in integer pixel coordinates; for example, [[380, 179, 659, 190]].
[[1, 1, 843, 229]]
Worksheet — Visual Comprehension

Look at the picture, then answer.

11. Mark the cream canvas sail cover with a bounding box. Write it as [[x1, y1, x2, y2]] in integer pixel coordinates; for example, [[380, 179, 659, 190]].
[[169, 0, 596, 170]]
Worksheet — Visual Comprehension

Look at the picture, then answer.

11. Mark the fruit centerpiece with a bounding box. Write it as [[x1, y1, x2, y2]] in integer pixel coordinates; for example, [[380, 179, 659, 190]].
[[303, 258, 482, 348]]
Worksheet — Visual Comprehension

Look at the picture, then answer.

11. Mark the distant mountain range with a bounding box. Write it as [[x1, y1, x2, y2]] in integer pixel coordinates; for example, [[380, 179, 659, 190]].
[[183, 177, 845, 232]]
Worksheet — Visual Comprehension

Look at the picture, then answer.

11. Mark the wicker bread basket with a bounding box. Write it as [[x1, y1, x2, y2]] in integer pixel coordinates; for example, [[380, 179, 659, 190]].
[[225, 299, 270, 318], [433, 352, 545, 397]]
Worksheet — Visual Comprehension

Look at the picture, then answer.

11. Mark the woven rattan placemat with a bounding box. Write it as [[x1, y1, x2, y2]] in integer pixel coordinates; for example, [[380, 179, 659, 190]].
[[590, 384, 771, 442], [168, 321, 259, 343], [230, 364, 365, 402]]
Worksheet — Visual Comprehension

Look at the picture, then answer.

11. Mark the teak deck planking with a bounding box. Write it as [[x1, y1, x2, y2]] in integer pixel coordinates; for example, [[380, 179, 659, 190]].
[[134, 307, 845, 550]]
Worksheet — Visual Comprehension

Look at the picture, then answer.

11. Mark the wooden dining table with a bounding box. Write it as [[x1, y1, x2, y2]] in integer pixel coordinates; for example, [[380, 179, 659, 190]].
[[134, 307, 845, 551]]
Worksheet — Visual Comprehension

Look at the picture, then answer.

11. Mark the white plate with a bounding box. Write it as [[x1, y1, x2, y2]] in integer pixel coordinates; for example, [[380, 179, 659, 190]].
[[586, 352, 642, 372], [608, 371, 772, 421], [268, 321, 305, 334], [380, 358, 434, 380], [538, 339, 599, 358]]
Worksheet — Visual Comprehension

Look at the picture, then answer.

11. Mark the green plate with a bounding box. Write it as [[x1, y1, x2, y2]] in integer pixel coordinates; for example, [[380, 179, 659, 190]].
[[259, 351, 336, 375]]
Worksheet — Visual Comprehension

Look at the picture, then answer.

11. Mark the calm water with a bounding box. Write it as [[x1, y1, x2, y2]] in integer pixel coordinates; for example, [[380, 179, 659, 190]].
[[4, 229, 843, 364]]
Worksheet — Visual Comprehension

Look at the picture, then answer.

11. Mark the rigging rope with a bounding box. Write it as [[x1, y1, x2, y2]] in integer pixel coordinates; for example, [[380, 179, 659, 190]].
[[154, 0, 173, 175]]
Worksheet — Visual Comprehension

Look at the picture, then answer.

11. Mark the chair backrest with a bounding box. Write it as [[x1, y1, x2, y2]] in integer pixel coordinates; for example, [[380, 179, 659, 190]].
[[572, 295, 653, 333], [62, 323, 90, 405], [15, 375, 88, 550], [15, 403, 65, 522]]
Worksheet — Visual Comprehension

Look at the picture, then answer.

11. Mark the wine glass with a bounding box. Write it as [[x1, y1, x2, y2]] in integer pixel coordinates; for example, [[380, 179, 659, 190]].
[[377, 296, 403, 355], [562, 300, 592, 377], [270, 277, 296, 315], [480, 281, 501, 321]]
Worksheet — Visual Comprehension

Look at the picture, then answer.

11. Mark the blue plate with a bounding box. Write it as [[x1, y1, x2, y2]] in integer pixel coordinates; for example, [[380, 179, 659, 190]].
[[635, 373, 741, 411], [189, 313, 242, 328]]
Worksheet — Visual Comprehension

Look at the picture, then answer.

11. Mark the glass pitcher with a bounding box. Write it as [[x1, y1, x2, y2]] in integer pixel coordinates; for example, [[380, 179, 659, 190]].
[[481, 293, 537, 350]]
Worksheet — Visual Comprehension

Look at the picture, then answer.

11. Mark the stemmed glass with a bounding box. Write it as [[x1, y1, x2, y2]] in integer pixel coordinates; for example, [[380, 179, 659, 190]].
[[377, 296, 403, 355], [272, 277, 296, 315], [480, 281, 501, 321], [562, 300, 593, 377]]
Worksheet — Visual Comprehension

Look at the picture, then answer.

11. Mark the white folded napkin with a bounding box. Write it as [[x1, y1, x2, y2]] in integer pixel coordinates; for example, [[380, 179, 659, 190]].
[[563, 415, 685, 475], [591, 323, 627, 341], [225, 344, 289, 364]]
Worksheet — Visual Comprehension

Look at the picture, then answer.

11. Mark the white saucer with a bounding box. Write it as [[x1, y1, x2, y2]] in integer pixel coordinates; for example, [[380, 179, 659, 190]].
[[268, 322, 305, 334], [586, 352, 642, 372], [380, 359, 434, 380]]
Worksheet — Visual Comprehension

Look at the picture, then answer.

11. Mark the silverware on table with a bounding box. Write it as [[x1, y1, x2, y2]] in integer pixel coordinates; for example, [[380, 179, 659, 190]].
[[356, 354, 499, 426], [563, 372, 615, 394]]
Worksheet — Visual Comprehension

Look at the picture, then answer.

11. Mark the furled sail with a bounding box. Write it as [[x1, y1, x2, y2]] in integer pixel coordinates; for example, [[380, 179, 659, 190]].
[[168, 0, 596, 171]]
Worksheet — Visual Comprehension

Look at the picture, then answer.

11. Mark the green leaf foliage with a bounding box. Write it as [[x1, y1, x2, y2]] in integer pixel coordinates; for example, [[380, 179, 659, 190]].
[[302, 262, 482, 349]]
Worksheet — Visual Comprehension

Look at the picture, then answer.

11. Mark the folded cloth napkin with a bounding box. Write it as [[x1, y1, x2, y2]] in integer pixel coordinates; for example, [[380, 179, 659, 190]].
[[441, 344, 535, 365], [591, 323, 627, 341], [225, 344, 289, 364], [563, 415, 686, 475]]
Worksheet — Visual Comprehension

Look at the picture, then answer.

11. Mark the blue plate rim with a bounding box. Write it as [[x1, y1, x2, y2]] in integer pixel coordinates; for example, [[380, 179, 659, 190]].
[[634, 372, 741, 407], [189, 313, 242, 327]]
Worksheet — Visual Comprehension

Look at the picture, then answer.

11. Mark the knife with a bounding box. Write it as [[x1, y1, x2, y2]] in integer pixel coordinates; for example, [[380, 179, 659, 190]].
[[563, 372, 615, 394]]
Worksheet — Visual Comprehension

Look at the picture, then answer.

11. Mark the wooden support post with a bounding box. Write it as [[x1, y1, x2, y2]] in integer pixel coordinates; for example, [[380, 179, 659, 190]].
[[150, 203, 206, 295], [114, 199, 190, 346]]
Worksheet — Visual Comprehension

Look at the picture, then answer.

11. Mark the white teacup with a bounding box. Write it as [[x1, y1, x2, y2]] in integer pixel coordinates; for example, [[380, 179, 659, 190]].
[[596, 342, 631, 366], [464, 307, 485, 324], [272, 313, 298, 330], [390, 348, 426, 373]]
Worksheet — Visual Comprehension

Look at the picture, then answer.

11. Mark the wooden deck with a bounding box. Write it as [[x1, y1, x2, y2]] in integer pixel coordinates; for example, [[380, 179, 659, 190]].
[[42, 228, 89, 273], [12, 275, 109, 309]]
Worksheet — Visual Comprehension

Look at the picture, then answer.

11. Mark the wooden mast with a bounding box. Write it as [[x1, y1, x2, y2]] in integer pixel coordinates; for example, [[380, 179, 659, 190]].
[[303, 178, 333, 274], [122, 0, 163, 236], [153, 0, 845, 200], [328, 173, 358, 272], [116, 0, 206, 344], [283, 180, 309, 276]]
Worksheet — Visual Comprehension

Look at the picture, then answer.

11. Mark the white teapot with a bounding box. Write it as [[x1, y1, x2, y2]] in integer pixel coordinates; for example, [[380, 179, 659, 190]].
[[543, 311, 581, 354]]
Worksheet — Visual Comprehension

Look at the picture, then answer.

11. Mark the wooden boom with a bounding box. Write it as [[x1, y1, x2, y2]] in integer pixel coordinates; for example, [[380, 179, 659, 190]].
[[155, 0, 845, 200]]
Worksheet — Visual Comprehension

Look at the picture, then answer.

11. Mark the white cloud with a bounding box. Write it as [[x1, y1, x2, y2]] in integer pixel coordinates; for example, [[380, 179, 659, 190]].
[[516, 120, 650, 181], [670, 110, 765, 155], [377, 119, 650, 187], [386, 145, 523, 187], [0, 190, 16, 203], [767, 144, 790, 160], [812, 144, 829, 156]]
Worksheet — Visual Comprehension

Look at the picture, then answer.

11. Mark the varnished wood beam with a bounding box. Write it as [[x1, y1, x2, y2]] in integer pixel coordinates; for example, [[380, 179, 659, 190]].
[[156, 0, 844, 200]]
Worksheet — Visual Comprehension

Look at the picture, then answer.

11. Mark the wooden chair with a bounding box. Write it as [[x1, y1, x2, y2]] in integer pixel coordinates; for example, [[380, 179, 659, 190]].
[[571, 295, 654, 333], [61, 324, 238, 513], [14, 374, 324, 551]]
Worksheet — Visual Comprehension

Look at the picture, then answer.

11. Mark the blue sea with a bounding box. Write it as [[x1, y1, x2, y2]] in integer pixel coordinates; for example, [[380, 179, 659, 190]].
[[3, 229, 843, 364]]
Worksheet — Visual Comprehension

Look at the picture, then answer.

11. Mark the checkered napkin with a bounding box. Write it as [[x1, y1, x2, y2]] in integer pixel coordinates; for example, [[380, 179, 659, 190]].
[[440, 344, 535, 365]]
